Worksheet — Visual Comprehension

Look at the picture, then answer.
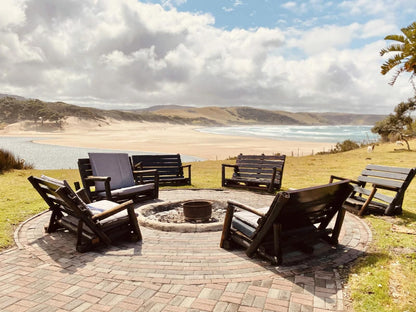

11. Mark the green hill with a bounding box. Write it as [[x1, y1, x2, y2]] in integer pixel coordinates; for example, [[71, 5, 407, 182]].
[[0, 96, 384, 128]]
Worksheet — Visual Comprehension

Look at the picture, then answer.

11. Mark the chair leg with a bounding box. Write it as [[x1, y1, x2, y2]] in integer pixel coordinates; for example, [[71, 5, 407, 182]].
[[220, 203, 236, 248], [127, 206, 142, 241], [272, 223, 282, 265], [45, 210, 62, 233], [75, 220, 91, 252], [358, 187, 377, 216]]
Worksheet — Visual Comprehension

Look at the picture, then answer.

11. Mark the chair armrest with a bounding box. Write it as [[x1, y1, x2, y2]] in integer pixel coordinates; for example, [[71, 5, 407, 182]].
[[181, 164, 191, 183], [85, 175, 111, 182], [133, 169, 158, 176], [227, 200, 266, 217], [92, 200, 134, 221], [85, 176, 112, 198], [133, 161, 143, 170], [222, 164, 238, 169], [222, 164, 239, 186], [330, 175, 362, 185]]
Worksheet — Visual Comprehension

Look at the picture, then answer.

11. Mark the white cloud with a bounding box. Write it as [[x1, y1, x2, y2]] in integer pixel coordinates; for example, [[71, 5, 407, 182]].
[[0, 0, 26, 29], [282, 1, 297, 10], [0, 0, 413, 114]]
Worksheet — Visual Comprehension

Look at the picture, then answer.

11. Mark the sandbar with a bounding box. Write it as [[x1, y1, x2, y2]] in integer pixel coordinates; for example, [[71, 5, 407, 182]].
[[0, 118, 334, 160]]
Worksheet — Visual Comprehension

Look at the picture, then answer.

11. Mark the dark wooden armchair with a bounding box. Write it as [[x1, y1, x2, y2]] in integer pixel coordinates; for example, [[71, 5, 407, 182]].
[[28, 175, 142, 252], [222, 154, 286, 193], [132, 154, 191, 185], [330, 164, 416, 216], [220, 180, 353, 265], [77, 152, 159, 203]]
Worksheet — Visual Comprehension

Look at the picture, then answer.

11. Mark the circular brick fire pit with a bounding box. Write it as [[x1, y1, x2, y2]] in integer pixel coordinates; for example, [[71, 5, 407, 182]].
[[137, 199, 226, 232]]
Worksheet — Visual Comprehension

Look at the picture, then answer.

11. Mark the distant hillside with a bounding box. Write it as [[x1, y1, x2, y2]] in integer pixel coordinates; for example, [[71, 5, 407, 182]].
[[145, 105, 384, 126], [0, 95, 384, 128]]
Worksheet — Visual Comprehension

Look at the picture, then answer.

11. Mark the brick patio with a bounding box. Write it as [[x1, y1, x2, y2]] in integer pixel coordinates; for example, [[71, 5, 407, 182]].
[[0, 189, 371, 311]]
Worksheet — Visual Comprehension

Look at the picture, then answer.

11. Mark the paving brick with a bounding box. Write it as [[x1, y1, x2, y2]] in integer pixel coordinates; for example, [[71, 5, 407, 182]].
[[1, 189, 372, 312]]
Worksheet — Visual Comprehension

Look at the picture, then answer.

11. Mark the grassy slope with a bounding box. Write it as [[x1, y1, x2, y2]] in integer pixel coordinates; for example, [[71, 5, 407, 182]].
[[1, 141, 415, 311]]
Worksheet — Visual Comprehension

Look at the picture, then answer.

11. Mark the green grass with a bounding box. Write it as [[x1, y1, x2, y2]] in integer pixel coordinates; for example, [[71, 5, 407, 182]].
[[1, 141, 416, 311]]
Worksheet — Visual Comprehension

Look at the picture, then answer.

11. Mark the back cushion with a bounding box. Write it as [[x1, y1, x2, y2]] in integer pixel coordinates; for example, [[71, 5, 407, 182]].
[[89, 153, 135, 191]]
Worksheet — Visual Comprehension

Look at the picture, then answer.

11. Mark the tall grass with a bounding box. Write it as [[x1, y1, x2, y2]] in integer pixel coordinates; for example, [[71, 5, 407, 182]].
[[0, 148, 33, 173]]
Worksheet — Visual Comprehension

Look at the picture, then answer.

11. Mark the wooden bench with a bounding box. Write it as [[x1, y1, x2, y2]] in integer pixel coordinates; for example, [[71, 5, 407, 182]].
[[132, 154, 191, 186], [77, 153, 159, 203], [28, 175, 142, 252], [220, 181, 353, 264], [222, 154, 286, 193], [330, 164, 416, 216]]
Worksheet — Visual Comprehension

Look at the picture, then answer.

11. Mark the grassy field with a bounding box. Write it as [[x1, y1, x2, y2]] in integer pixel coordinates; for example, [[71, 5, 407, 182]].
[[1, 141, 416, 311]]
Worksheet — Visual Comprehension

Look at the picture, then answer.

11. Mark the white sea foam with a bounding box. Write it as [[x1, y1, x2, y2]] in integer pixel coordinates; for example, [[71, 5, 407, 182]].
[[196, 125, 379, 143]]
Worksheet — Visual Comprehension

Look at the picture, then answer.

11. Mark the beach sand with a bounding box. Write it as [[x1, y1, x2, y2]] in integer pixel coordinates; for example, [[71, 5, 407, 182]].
[[0, 118, 334, 160]]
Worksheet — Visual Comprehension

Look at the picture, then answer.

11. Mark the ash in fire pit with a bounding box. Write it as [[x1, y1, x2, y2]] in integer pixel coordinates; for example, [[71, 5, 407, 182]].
[[137, 200, 227, 232]]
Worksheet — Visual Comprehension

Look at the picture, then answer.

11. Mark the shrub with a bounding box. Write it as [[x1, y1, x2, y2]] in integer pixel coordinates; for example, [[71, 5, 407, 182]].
[[0, 149, 33, 173], [317, 139, 362, 155]]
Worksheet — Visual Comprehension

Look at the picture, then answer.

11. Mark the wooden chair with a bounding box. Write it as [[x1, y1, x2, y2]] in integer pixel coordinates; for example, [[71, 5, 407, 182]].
[[132, 154, 191, 186], [28, 175, 142, 252], [330, 164, 416, 216], [222, 154, 286, 193], [77, 153, 159, 203], [220, 180, 353, 265]]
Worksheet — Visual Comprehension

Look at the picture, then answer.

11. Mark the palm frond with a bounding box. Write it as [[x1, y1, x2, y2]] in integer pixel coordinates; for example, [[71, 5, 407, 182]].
[[384, 34, 406, 43], [380, 43, 406, 56], [381, 54, 406, 75], [389, 67, 406, 85]]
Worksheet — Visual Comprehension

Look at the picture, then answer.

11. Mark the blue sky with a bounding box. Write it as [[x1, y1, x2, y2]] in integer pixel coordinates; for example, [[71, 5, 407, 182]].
[[0, 0, 415, 114]]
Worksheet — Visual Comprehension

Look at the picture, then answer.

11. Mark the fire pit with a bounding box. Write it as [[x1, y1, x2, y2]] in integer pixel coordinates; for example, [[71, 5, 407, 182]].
[[137, 199, 226, 232], [183, 200, 212, 222]]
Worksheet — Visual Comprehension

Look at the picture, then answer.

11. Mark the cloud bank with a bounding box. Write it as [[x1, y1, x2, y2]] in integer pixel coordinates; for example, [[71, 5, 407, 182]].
[[0, 0, 415, 113]]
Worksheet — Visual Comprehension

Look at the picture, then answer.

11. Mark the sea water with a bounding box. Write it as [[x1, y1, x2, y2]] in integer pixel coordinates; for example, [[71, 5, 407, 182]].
[[196, 125, 379, 144], [0, 137, 201, 170], [0, 125, 379, 169]]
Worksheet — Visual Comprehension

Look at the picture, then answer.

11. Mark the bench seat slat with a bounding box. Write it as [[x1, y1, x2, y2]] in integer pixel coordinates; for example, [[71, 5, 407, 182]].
[[360, 169, 409, 181], [357, 176, 403, 189]]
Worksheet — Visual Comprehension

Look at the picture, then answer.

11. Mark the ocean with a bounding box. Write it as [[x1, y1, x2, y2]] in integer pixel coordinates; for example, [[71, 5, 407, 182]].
[[0, 137, 201, 170], [196, 125, 379, 144], [1, 125, 378, 169]]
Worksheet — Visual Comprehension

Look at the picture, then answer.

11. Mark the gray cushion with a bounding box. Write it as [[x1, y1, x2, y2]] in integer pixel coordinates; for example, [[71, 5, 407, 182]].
[[234, 207, 269, 227], [87, 200, 130, 221], [96, 183, 155, 198], [89, 153, 135, 191]]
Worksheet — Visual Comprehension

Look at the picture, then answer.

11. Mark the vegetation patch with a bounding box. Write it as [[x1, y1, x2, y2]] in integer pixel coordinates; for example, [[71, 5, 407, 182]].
[[0, 149, 33, 173]]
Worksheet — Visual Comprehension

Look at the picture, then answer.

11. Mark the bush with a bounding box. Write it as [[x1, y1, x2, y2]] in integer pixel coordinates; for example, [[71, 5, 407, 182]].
[[317, 139, 362, 155], [0, 149, 33, 173]]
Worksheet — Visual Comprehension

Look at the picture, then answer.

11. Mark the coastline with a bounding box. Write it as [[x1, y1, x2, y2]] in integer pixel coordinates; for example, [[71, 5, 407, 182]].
[[0, 118, 334, 160]]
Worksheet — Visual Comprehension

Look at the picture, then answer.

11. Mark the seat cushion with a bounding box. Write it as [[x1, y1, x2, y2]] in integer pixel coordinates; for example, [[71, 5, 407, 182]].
[[96, 183, 155, 198], [234, 207, 269, 227], [87, 200, 138, 225], [232, 207, 269, 238]]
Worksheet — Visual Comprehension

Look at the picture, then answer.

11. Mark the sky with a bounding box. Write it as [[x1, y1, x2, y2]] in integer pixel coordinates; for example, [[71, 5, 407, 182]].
[[1, 0, 415, 114]]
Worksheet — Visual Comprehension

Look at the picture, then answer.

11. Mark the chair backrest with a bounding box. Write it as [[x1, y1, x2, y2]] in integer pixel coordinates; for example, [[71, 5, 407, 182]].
[[28, 175, 93, 219], [88, 153, 135, 191], [132, 154, 183, 177], [234, 154, 286, 183], [249, 180, 352, 253], [358, 164, 416, 191]]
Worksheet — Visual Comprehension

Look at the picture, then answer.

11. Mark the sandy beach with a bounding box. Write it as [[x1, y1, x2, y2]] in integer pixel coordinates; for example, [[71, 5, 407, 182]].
[[0, 118, 334, 160]]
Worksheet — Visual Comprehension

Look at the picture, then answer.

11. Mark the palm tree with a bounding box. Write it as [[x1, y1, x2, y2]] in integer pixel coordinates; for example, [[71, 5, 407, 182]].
[[380, 21, 416, 89]]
